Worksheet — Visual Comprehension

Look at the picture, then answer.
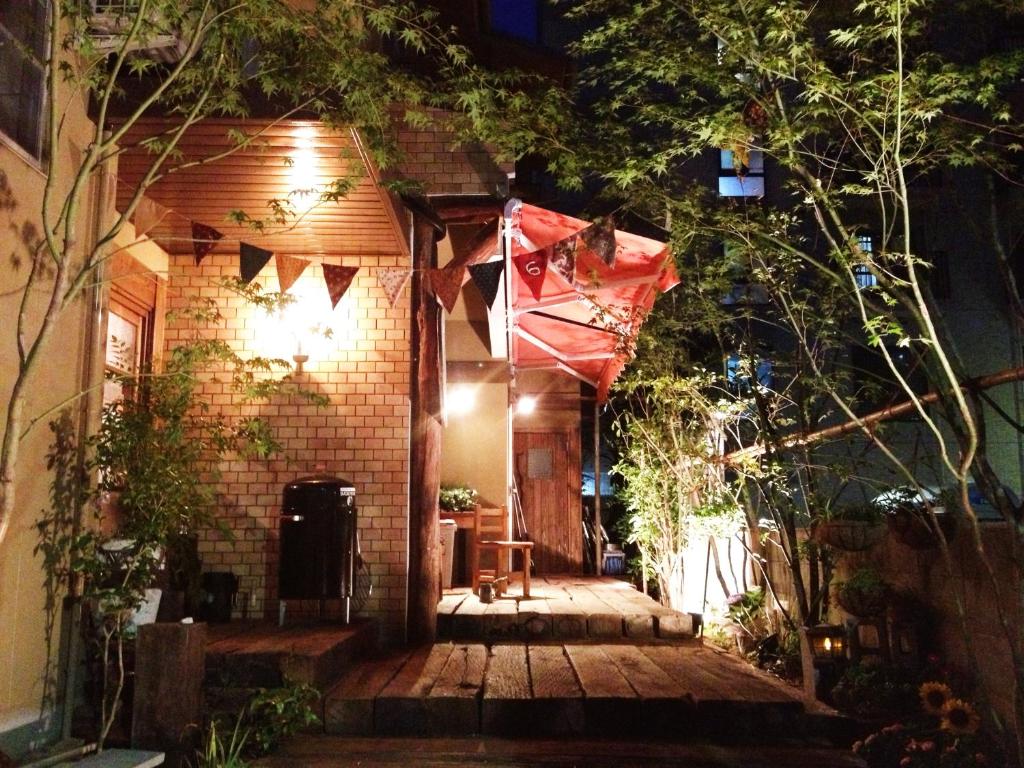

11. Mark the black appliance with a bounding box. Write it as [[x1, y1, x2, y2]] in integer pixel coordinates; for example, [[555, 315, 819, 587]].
[[278, 474, 357, 621], [199, 571, 238, 623]]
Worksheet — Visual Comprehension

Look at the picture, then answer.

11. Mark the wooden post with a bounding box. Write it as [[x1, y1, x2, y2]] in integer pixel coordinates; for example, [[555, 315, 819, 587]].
[[407, 203, 444, 645], [593, 401, 602, 575], [131, 622, 206, 767]]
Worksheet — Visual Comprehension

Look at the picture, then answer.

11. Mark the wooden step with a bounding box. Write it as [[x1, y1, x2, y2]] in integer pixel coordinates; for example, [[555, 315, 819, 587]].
[[321, 641, 850, 745], [204, 619, 376, 693], [439, 577, 699, 642]]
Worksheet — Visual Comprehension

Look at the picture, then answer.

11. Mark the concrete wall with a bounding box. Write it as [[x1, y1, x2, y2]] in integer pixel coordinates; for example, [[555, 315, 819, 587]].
[[0, 69, 104, 756]]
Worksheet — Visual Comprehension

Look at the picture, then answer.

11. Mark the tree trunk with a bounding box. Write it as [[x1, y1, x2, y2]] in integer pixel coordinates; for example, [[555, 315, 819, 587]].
[[407, 204, 444, 645]]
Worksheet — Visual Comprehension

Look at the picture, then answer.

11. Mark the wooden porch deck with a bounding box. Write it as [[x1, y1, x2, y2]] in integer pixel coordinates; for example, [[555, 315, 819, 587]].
[[438, 575, 698, 641], [321, 641, 847, 744]]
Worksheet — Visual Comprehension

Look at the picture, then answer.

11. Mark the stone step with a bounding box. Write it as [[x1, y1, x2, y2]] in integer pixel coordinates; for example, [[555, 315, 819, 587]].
[[321, 642, 853, 746], [204, 619, 376, 694]]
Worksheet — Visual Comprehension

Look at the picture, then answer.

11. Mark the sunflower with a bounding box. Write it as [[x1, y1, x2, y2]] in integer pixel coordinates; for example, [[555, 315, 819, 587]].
[[919, 682, 953, 715], [941, 698, 981, 735]]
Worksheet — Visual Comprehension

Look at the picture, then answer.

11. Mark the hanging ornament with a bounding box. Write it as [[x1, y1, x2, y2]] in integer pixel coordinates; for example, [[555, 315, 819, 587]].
[[377, 267, 412, 308], [743, 99, 769, 132], [429, 264, 467, 313], [468, 260, 505, 308], [549, 236, 577, 285], [580, 215, 617, 267], [276, 253, 310, 293], [239, 242, 273, 284], [132, 196, 168, 237], [513, 248, 549, 301], [191, 222, 223, 266], [322, 263, 359, 309]]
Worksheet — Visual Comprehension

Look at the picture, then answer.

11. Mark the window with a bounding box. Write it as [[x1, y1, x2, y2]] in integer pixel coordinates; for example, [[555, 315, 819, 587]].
[[719, 148, 764, 198], [725, 352, 773, 393], [0, 0, 48, 161], [853, 234, 877, 289]]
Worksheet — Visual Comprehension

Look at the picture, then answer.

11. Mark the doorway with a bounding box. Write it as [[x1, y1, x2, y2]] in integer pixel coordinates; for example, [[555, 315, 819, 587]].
[[513, 428, 582, 573]]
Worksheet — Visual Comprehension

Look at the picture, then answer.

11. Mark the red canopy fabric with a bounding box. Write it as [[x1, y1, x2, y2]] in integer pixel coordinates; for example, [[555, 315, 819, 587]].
[[507, 201, 678, 402]]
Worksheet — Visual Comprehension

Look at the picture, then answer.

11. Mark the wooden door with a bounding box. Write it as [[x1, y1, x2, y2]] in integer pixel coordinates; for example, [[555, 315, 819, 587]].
[[513, 429, 582, 574]]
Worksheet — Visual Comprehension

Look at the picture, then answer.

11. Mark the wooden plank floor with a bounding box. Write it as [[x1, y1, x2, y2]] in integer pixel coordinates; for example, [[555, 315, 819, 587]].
[[258, 736, 867, 767], [322, 642, 845, 744], [438, 576, 698, 642]]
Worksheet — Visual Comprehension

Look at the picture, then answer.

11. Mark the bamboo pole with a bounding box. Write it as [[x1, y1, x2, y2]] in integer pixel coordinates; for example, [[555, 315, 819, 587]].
[[723, 366, 1024, 465]]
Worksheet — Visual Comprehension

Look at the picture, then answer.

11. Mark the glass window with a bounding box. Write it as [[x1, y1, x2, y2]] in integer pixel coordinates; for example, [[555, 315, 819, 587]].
[[719, 148, 764, 198], [854, 235, 877, 289], [0, 0, 48, 161]]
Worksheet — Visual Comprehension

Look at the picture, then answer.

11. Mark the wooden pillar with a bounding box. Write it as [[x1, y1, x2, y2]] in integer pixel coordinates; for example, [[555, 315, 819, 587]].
[[407, 204, 444, 645], [131, 622, 206, 767]]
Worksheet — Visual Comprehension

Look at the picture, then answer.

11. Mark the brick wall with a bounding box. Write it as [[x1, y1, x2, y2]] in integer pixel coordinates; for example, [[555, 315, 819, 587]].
[[394, 113, 515, 196], [163, 251, 411, 643]]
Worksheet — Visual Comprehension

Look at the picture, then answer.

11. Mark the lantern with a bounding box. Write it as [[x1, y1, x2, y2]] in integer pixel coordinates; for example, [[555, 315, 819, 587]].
[[807, 625, 847, 661]]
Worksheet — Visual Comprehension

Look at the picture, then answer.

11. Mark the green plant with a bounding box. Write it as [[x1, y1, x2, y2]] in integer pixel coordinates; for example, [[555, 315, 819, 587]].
[[827, 503, 884, 524], [439, 484, 478, 513], [725, 586, 767, 640], [612, 371, 746, 610], [37, 287, 325, 750], [193, 716, 250, 768], [245, 683, 320, 757], [835, 568, 890, 617], [192, 682, 319, 767], [832, 662, 918, 720]]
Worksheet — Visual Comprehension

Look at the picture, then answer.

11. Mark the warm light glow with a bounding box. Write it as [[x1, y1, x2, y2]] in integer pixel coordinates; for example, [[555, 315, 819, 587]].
[[516, 395, 538, 415], [288, 125, 320, 212], [249, 275, 358, 369], [445, 384, 478, 419], [823, 637, 832, 652]]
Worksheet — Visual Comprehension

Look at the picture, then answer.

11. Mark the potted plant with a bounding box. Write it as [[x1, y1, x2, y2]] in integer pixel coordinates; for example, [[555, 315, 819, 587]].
[[835, 567, 890, 618], [39, 285, 326, 751], [876, 487, 958, 550], [439, 484, 478, 513], [813, 502, 886, 552]]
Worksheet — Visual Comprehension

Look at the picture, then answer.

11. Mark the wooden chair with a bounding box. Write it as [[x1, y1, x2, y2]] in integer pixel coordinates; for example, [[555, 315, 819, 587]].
[[473, 506, 533, 598]]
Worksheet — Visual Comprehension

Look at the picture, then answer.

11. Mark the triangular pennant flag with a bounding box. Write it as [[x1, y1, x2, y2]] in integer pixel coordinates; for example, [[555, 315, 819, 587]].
[[191, 222, 223, 266], [377, 267, 412, 308], [429, 264, 466, 313], [468, 260, 504, 308], [513, 248, 549, 301], [132, 196, 168, 237], [322, 263, 359, 309], [239, 242, 273, 284], [580, 215, 617, 267], [549, 236, 577, 286], [276, 253, 310, 293]]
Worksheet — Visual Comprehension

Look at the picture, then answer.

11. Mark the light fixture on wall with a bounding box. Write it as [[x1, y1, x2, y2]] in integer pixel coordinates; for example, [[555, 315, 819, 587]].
[[292, 338, 309, 374], [515, 395, 538, 415], [445, 384, 477, 419]]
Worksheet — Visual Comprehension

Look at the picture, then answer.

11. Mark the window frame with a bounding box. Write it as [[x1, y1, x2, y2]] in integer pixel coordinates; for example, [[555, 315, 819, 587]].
[[0, 0, 50, 164]]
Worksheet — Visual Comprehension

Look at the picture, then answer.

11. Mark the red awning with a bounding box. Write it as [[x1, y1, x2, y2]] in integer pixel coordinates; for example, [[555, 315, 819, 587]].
[[507, 201, 678, 402]]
